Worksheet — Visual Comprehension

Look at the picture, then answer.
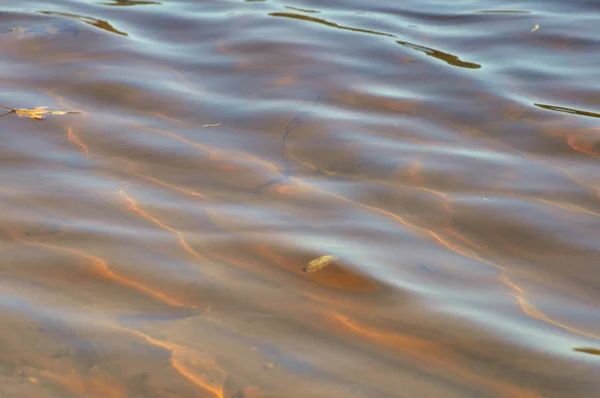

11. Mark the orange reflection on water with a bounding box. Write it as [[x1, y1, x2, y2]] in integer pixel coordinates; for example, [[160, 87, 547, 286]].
[[331, 313, 545, 398], [135, 174, 206, 199], [29, 317, 227, 398], [502, 275, 600, 340], [32, 241, 190, 308], [123, 328, 226, 398], [67, 128, 89, 156], [565, 129, 600, 158], [118, 189, 208, 263]]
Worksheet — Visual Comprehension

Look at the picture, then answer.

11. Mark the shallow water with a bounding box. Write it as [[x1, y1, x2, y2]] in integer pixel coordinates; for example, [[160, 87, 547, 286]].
[[1, 0, 599, 397]]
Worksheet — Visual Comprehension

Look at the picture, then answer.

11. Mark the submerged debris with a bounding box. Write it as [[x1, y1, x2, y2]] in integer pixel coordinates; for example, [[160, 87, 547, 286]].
[[303, 255, 338, 273], [0, 104, 81, 121]]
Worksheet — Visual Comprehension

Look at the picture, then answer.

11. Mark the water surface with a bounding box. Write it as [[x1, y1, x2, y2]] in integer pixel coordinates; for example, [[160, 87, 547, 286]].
[[1, 0, 600, 397]]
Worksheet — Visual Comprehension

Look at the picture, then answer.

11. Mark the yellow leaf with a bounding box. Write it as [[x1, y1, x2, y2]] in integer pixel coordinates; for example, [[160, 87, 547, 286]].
[[303, 255, 338, 273], [14, 108, 51, 120], [0, 104, 81, 120]]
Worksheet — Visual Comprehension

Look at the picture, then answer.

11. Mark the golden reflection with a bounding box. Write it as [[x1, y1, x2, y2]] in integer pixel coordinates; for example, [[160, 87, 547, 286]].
[[269, 13, 395, 37], [40, 11, 128, 36], [396, 40, 482, 69]]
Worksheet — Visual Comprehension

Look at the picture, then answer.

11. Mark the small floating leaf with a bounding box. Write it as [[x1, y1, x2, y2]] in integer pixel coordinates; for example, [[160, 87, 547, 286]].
[[0, 104, 81, 120], [531, 24, 540, 32], [303, 255, 338, 273]]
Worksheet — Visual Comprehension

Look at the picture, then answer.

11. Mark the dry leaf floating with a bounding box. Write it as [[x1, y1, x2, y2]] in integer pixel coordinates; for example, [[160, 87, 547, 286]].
[[0, 104, 81, 121], [303, 255, 338, 273]]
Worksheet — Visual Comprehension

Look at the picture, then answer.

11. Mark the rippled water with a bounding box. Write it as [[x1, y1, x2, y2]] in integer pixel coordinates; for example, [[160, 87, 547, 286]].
[[1, 0, 600, 397]]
